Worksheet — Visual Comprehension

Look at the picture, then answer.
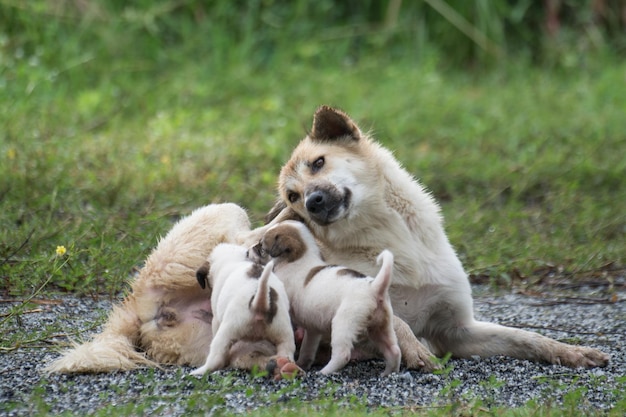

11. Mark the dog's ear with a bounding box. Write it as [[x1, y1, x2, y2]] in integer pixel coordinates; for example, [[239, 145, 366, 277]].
[[310, 105, 361, 142], [196, 261, 210, 290]]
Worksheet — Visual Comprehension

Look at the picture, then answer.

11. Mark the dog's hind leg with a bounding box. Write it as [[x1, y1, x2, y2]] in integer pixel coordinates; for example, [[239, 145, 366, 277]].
[[431, 320, 609, 368], [320, 315, 360, 375], [369, 320, 401, 376], [190, 326, 233, 376], [297, 329, 322, 370]]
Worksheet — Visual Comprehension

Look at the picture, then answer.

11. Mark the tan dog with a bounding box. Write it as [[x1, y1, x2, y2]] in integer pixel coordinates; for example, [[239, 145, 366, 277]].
[[266, 105, 609, 368], [258, 220, 400, 376], [45, 203, 281, 373], [191, 243, 295, 376]]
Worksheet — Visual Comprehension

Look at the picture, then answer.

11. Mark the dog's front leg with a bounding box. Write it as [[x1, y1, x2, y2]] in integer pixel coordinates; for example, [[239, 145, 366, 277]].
[[274, 337, 297, 363], [190, 325, 233, 376], [393, 315, 439, 372]]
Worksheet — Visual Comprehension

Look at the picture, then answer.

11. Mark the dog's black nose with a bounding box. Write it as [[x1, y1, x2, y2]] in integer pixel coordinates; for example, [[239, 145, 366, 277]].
[[305, 190, 327, 214]]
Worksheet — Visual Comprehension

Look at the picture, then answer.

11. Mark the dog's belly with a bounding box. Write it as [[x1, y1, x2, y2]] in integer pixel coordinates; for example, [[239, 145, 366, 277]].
[[388, 283, 474, 339]]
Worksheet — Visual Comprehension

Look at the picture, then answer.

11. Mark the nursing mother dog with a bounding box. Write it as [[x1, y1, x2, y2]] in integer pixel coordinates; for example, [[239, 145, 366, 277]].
[[46, 106, 608, 375], [266, 105, 609, 369]]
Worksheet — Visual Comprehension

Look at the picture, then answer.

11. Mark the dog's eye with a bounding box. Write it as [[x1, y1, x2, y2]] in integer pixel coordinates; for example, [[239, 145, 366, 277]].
[[311, 156, 325, 173], [287, 191, 300, 203]]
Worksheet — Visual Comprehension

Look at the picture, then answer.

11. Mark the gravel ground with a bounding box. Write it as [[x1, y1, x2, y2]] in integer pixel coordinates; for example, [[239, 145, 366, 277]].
[[1, 285, 625, 415]]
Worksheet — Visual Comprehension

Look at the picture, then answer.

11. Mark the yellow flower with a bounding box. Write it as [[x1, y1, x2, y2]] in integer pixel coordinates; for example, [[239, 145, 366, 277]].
[[55, 245, 67, 256], [7, 148, 16, 160]]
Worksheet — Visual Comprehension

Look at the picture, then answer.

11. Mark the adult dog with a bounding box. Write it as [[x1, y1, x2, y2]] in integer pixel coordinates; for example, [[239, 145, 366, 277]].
[[265, 105, 609, 368], [46, 106, 608, 374]]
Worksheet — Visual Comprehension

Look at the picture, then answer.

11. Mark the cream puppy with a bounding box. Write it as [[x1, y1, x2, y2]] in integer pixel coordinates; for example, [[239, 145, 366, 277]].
[[191, 243, 295, 376], [259, 220, 401, 376]]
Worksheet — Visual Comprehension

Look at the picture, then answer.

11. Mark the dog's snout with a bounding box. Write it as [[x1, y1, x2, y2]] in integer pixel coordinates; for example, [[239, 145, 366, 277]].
[[305, 191, 327, 214], [305, 188, 348, 225]]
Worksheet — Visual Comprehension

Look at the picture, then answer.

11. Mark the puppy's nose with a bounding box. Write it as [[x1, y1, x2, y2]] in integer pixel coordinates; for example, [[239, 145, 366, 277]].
[[305, 190, 327, 214]]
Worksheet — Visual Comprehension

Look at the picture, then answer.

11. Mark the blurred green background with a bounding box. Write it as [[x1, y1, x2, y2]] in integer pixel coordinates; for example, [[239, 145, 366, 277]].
[[1, 0, 625, 296]]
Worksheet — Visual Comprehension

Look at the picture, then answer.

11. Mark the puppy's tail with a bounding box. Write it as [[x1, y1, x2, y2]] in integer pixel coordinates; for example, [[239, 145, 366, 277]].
[[250, 260, 276, 322], [372, 250, 394, 301]]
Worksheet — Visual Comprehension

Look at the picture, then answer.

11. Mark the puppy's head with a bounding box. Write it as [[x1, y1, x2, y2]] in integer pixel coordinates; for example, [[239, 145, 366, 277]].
[[278, 106, 372, 226], [261, 221, 316, 263], [246, 241, 270, 265]]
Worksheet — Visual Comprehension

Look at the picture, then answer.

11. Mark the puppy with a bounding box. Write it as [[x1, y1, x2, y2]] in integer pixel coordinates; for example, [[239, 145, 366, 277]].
[[259, 220, 401, 376], [191, 243, 296, 376], [265, 105, 609, 368]]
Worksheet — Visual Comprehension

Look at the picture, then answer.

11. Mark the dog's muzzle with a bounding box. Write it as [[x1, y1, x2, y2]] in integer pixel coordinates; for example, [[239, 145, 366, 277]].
[[305, 187, 351, 225]]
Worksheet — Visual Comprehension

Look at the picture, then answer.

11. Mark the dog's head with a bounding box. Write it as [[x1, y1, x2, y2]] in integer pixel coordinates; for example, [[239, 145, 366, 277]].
[[260, 220, 319, 264], [246, 241, 270, 265], [277, 106, 374, 227]]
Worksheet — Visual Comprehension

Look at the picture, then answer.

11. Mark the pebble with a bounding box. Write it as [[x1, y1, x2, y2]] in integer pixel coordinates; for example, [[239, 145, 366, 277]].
[[1, 286, 624, 415]]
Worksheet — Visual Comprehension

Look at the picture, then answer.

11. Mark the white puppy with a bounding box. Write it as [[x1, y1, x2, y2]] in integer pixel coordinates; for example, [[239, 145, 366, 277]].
[[191, 243, 295, 376], [258, 220, 401, 376]]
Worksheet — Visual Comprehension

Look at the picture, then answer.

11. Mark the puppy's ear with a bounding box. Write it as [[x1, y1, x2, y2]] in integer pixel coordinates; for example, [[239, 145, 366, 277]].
[[196, 261, 210, 290], [264, 200, 304, 225], [310, 105, 361, 142]]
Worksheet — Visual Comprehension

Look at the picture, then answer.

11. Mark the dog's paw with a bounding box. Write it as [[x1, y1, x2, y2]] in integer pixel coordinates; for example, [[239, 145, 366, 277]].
[[189, 367, 208, 377], [398, 340, 439, 372], [555, 346, 610, 368], [266, 356, 305, 381], [404, 352, 440, 373]]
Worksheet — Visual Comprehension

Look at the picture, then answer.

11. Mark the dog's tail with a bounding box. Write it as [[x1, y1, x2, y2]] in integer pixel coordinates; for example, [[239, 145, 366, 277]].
[[43, 300, 157, 374], [372, 250, 394, 301], [250, 260, 276, 322]]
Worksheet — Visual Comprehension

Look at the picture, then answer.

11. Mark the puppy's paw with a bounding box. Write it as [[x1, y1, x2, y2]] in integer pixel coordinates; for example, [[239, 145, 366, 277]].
[[190, 366, 209, 378], [266, 356, 305, 381]]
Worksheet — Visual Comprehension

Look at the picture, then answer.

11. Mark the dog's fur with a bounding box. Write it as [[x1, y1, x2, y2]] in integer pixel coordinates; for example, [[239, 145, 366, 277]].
[[45, 203, 278, 373], [191, 243, 295, 376], [258, 220, 400, 376], [266, 105, 609, 368], [45, 106, 609, 374]]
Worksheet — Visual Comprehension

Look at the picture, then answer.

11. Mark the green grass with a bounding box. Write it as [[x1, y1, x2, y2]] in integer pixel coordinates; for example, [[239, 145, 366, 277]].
[[1, 2, 625, 415], [3, 366, 625, 416], [2, 54, 624, 295]]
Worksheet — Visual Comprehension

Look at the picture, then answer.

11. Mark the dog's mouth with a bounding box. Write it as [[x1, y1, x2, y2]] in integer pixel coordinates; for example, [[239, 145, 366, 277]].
[[304, 187, 351, 226]]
